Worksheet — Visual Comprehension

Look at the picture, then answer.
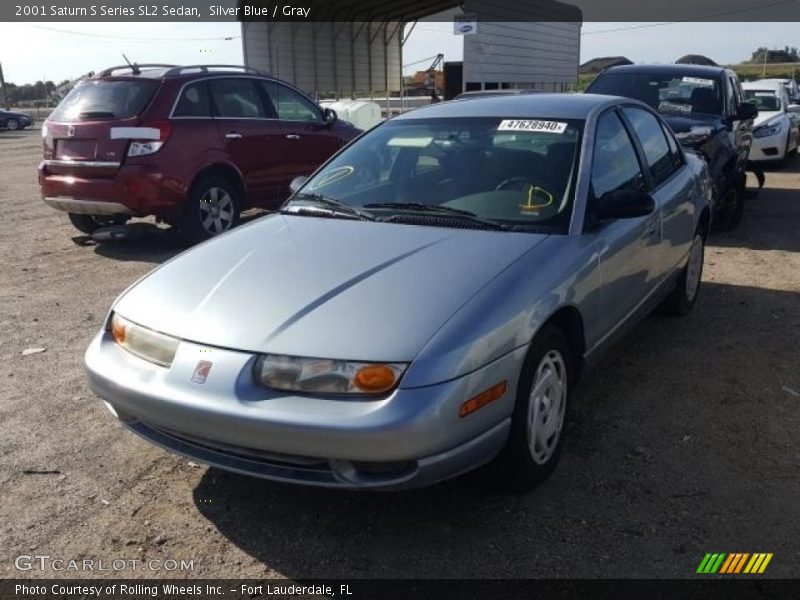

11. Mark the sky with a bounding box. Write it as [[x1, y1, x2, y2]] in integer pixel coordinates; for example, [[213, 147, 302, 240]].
[[0, 20, 798, 85]]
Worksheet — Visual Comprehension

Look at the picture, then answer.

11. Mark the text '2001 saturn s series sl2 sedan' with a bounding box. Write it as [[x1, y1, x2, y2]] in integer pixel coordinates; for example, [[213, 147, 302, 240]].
[[86, 94, 712, 491]]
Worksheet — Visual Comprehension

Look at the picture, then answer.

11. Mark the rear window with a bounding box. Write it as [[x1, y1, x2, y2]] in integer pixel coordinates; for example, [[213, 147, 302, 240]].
[[51, 79, 158, 122]]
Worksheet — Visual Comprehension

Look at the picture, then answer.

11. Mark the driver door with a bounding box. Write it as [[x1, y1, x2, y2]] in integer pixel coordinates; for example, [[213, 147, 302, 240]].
[[584, 109, 662, 342]]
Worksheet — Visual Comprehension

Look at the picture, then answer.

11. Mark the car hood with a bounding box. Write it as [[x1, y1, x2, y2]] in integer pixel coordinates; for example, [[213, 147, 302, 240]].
[[114, 215, 547, 361], [753, 110, 782, 127], [660, 112, 722, 134]]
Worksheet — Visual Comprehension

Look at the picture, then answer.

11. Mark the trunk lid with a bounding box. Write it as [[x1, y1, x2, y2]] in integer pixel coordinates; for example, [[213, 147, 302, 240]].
[[43, 77, 159, 176]]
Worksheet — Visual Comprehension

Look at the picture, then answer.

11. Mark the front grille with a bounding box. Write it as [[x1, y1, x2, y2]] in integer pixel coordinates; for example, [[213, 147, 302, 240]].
[[152, 425, 331, 472]]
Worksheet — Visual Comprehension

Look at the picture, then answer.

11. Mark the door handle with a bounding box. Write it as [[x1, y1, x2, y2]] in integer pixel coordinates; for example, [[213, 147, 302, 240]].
[[285, 133, 301, 140], [225, 132, 242, 139], [644, 218, 659, 237]]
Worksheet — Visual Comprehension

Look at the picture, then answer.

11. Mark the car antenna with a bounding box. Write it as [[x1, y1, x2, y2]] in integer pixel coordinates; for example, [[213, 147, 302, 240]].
[[122, 53, 140, 75]]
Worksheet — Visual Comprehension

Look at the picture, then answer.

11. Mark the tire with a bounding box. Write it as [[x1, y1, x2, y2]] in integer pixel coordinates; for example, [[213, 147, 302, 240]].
[[179, 175, 241, 245], [488, 324, 574, 492], [714, 183, 743, 231], [661, 231, 704, 316], [5, 118, 19, 131], [67, 213, 129, 235]]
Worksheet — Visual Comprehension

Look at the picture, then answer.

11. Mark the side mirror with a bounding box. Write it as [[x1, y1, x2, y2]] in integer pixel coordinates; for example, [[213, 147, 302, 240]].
[[323, 107, 338, 125], [289, 175, 309, 194], [736, 102, 758, 121], [594, 189, 655, 221]]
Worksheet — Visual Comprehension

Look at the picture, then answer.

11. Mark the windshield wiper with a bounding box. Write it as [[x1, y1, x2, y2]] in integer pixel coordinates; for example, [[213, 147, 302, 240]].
[[363, 202, 508, 230], [284, 193, 376, 221]]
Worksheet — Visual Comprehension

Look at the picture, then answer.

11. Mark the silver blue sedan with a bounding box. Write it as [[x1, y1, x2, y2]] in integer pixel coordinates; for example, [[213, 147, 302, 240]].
[[86, 94, 712, 491]]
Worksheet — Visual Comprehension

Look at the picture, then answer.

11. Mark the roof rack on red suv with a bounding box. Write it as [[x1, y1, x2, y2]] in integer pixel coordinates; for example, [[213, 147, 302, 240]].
[[163, 65, 262, 78], [96, 64, 177, 77]]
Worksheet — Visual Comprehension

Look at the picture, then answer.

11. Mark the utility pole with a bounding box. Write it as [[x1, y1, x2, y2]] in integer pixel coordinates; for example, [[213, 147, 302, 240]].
[[0, 62, 8, 109]]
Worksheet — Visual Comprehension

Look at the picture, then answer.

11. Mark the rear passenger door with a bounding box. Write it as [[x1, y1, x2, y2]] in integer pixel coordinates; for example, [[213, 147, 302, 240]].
[[620, 106, 694, 278], [259, 80, 345, 198], [208, 77, 286, 205]]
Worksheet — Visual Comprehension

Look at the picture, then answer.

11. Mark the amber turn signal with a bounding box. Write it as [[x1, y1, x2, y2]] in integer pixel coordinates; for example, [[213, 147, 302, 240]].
[[110, 314, 127, 344], [459, 381, 508, 417], [354, 364, 399, 393]]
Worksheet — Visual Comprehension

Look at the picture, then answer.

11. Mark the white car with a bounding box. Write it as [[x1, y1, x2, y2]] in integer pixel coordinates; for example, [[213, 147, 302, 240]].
[[742, 79, 800, 161]]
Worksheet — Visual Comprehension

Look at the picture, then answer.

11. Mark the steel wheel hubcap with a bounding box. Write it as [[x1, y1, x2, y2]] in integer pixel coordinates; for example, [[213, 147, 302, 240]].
[[7, 120, 18, 130], [685, 234, 703, 302], [526, 350, 567, 465], [199, 187, 234, 235]]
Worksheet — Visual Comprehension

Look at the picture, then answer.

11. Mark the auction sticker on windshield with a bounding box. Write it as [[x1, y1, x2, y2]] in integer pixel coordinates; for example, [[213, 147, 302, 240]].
[[498, 120, 567, 134], [682, 77, 715, 86]]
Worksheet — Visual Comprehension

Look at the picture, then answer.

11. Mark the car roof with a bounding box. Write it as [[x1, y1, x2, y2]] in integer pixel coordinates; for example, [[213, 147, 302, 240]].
[[601, 64, 728, 78], [396, 93, 619, 120]]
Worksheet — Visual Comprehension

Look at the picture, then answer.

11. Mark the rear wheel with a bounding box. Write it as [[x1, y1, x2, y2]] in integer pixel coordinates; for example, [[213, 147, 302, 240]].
[[179, 175, 240, 245], [5, 118, 19, 131], [67, 213, 129, 235], [661, 232, 704, 316], [489, 324, 573, 491]]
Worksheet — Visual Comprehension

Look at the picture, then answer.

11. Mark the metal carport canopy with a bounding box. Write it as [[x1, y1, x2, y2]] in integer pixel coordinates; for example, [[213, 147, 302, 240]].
[[238, 0, 581, 96]]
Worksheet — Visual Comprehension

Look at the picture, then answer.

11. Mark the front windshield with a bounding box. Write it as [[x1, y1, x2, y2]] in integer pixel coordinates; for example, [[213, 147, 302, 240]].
[[744, 89, 781, 112], [589, 72, 724, 117], [289, 117, 584, 234]]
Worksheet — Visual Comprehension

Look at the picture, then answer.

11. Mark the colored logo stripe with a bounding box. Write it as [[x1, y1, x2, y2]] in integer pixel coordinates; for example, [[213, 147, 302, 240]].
[[697, 553, 773, 574]]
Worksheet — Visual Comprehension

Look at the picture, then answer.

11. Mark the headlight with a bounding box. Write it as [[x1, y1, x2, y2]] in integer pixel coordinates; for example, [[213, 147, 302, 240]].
[[753, 120, 783, 138], [254, 355, 407, 395], [674, 126, 714, 146], [128, 141, 165, 157], [109, 313, 179, 367]]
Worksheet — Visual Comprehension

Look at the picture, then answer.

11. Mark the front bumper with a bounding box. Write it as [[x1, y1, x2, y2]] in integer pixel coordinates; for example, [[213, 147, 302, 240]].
[[748, 132, 786, 161], [85, 332, 524, 489]]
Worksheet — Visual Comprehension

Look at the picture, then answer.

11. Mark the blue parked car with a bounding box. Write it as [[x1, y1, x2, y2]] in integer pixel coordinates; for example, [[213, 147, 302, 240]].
[[86, 94, 712, 491], [0, 108, 33, 130]]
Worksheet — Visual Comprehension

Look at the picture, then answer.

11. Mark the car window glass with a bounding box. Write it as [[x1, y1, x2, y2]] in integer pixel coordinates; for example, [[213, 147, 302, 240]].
[[622, 107, 677, 187], [591, 111, 644, 198], [261, 81, 321, 122], [744, 90, 781, 111], [209, 78, 265, 119], [661, 122, 684, 170], [50, 79, 158, 122], [588, 72, 723, 117], [173, 82, 211, 117]]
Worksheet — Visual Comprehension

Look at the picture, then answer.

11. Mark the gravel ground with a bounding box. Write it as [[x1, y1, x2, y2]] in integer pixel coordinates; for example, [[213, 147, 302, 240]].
[[1, 127, 798, 579]]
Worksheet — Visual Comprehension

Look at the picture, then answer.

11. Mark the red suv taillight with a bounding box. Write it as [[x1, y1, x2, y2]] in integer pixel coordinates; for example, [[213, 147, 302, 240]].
[[126, 121, 171, 157]]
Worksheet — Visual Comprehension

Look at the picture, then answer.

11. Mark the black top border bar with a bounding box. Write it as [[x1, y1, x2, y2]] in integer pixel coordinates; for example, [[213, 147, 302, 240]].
[[2, 0, 800, 22]]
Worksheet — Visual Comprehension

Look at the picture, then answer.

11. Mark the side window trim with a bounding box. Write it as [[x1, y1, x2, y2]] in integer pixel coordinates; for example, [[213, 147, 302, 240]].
[[620, 104, 685, 191], [614, 106, 653, 191]]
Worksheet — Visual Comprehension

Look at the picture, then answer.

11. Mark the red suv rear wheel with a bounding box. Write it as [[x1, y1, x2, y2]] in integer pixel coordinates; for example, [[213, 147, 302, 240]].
[[179, 174, 241, 244]]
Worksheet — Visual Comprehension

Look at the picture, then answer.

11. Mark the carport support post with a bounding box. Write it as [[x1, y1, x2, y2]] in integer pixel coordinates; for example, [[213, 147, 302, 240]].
[[0, 62, 7, 110]]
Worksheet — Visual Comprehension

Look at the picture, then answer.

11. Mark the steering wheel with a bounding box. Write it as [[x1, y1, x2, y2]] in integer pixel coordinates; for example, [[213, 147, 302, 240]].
[[494, 177, 557, 213]]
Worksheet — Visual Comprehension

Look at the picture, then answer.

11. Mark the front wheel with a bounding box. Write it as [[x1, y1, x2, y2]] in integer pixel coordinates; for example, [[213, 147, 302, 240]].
[[67, 213, 129, 235], [661, 232, 704, 316], [714, 183, 743, 231], [488, 324, 573, 491], [5, 118, 20, 131]]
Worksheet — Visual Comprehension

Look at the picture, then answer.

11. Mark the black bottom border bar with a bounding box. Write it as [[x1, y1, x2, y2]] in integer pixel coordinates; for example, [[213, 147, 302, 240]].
[[3, 579, 800, 600]]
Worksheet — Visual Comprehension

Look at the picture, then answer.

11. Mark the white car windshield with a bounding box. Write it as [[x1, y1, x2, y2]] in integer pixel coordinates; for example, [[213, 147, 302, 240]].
[[744, 90, 781, 112], [289, 117, 584, 234]]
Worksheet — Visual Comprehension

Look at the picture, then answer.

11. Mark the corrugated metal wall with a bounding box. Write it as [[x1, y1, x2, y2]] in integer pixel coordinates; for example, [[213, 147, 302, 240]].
[[242, 21, 402, 96], [463, 22, 581, 90]]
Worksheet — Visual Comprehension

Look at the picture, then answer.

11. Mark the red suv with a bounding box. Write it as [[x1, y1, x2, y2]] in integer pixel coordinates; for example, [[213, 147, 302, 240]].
[[39, 64, 361, 243]]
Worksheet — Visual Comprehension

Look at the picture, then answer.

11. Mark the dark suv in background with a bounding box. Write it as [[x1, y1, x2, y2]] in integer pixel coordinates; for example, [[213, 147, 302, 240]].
[[39, 64, 361, 243], [586, 64, 757, 230]]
